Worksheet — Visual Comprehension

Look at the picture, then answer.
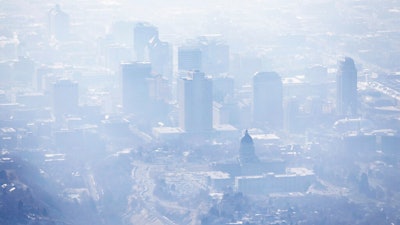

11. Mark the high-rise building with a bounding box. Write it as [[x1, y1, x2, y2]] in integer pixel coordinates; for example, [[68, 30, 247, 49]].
[[179, 71, 212, 133], [230, 54, 263, 86], [178, 47, 202, 72], [53, 79, 78, 119], [148, 74, 171, 102], [148, 37, 172, 79], [252, 72, 283, 129], [178, 35, 229, 75], [121, 62, 151, 115], [336, 57, 357, 116], [284, 97, 299, 133], [197, 35, 229, 75], [104, 44, 133, 71], [13, 56, 35, 85], [133, 22, 158, 61], [213, 75, 234, 103], [48, 4, 70, 41]]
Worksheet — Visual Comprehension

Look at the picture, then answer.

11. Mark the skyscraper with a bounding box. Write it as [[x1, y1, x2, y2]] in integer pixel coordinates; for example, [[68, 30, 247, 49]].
[[284, 96, 302, 133], [148, 37, 172, 79], [252, 72, 283, 129], [336, 57, 357, 116], [48, 4, 70, 41], [13, 56, 35, 85], [197, 35, 229, 75], [178, 36, 229, 75], [178, 47, 202, 72], [133, 22, 158, 61], [179, 71, 213, 133], [121, 62, 151, 115], [53, 79, 78, 119]]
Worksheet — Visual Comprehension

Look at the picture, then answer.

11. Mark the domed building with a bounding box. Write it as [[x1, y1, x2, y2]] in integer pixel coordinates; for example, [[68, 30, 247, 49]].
[[212, 130, 285, 177], [239, 130, 259, 164], [210, 130, 314, 195]]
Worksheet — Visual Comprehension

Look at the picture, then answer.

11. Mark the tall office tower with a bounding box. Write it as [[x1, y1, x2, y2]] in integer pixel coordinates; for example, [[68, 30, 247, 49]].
[[106, 44, 133, 71], [197, 35, 229, 74], [12, 56, 35, 85], [230, 54, 263, 86], [178, 36, 229, 75], [252, 72, 283, 129], [336, 57, 357, 116], [213, 75, 235, 103], [148, 74, 171, 102], [148, 37, 173, 79], [284, 97, 301, 133], [178, 47, 202, 72], [53, 79, 79, 119], [239, 130, 259, 164], [179, 71, 213, 133], [134, 22, 158, 61], [48, 4, 70, 41], [121, 62, 151, 115], [36, 65, 51, 91]]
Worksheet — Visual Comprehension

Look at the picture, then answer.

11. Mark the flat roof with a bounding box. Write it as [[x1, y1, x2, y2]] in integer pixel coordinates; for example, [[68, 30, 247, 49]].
[[206, 171, 231, 179], [152, 126, 184, 134], [213, 124, 238, 131]]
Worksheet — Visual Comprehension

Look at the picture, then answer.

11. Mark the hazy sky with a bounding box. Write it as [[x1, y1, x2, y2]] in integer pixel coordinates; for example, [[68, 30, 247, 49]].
[[2, 0, 400, 73]]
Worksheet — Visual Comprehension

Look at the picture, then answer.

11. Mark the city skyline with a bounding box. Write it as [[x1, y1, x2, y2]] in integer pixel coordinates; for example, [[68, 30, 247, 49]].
[[0, 1, 400, 225]]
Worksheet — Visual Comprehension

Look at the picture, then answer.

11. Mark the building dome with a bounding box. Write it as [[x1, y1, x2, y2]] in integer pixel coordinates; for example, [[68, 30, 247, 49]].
[[241, 130, 253, 144], [239, 130, 258, 164]]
